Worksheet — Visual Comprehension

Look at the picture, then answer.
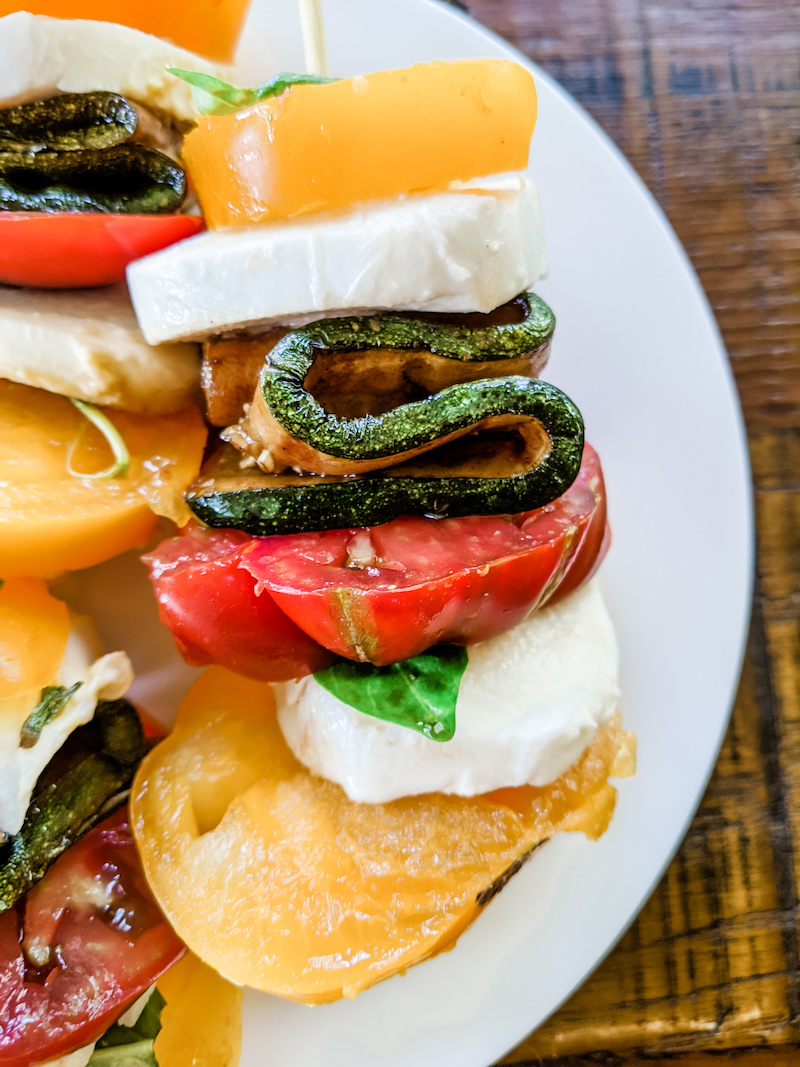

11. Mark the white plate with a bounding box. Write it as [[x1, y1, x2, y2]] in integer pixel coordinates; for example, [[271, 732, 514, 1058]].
[[63, 2, 753, 1064]]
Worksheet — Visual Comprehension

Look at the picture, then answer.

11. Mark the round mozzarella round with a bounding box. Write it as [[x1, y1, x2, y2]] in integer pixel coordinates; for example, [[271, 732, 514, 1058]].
[[275, 581, 619, 804]]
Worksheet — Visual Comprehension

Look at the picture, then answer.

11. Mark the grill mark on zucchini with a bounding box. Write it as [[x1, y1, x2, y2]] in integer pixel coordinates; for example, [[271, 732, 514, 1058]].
[[0, 144, 186, 214], [225, 292, 557, 476]]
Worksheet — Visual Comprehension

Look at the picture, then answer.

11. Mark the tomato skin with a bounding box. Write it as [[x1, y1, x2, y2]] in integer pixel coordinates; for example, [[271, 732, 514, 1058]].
[[144, 525, 335, 683], [240, 444, 609, 666], [543, 445, 609, 605], [0, 808, 184, 1067], [0, 213, 204, 289]]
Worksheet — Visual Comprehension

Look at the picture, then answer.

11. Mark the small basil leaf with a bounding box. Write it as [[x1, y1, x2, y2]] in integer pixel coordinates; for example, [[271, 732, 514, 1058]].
[[132, 988, 167, 1042], [88, 1040, 157, 1067], [94, 985, 166, 1054], [252, 71, 339, 100], [168, 69, 256, 116], [169, 68, 337, 117], [20, 682, 83, 749], [314, 645, 468, 742], [90, 987, 166, 1066]]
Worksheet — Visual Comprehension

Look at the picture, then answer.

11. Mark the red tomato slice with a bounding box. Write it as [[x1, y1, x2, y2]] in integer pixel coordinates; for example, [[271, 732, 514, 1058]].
[[0, 213, 204, 288], [0, 808, 184, 1067], [240, 443, 609, 665], [144, 525, 335, 682]]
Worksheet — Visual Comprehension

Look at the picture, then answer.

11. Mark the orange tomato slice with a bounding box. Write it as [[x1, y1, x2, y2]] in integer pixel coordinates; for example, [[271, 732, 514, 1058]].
[[184, 60, 537, 228], [132, 668, 634, 1004], [0, 577, 69, 700], [0, 380, 206, 577], [0, 1, 252, 62]]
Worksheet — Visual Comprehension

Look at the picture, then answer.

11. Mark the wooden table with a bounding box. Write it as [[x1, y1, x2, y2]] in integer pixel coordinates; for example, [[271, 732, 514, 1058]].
[[458, 1, 800, 1063]]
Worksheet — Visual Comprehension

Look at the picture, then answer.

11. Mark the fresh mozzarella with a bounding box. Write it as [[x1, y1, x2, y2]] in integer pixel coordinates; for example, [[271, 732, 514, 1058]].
[[127, 175, 547, 344], [0, 614, 133, 839], [34, 1045, 97, 1067], [0, 286, 200, 413], [116, 985, 157, 1028], [276, 582, 619, 804], [0, 12, 224, 120]]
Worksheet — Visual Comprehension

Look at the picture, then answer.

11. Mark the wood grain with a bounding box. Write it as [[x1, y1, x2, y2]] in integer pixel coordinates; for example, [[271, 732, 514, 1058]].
[[458, 0, 800, 1062]]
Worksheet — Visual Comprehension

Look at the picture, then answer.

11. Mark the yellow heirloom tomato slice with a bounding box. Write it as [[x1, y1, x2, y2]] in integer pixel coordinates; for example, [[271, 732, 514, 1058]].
[[155, 952, 242, 1067], [132, 668, 634, 1004], [183, 59, 537, 227], [0, 577, 69, 700], [0, 381, 206, 577]]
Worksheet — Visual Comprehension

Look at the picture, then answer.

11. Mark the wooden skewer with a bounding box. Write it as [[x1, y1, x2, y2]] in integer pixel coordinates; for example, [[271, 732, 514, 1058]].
[[298, 0, 330, 76]]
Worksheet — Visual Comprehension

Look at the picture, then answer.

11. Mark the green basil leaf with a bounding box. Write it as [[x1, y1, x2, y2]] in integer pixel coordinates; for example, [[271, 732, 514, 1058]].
[[88, 1040, 157, 1067], [167, 70, 255, 115], [250, 71, 339, 99], [20, 682, 83, 749], [90, 987, 166, 1067], [168, 68, 337, 116], [314, 646, 468, 742]]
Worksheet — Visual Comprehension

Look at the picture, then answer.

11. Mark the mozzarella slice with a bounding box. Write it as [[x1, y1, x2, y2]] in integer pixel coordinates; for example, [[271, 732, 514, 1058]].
[[276, 582, 619, 804], [0, 615, 133, 839], [0, 12, 225, 120], [0, 286, 200, 413], [127, 175, 547, 344]]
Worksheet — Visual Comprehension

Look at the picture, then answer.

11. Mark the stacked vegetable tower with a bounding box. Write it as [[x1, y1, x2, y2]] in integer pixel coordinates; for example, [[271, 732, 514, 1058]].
[[129, 59, 634, 1003]]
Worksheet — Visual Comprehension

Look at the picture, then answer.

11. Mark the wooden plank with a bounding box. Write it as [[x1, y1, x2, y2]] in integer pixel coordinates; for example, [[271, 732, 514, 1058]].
[[507, 1050, 800, 1066]]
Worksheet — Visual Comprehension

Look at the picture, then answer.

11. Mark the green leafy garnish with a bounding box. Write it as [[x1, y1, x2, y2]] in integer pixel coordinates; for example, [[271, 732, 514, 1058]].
[[20, 682, 83, 749], [67, 398, 130, 480], [315, 645, 468, 742], [89, 987, 166, 1066], [168, 69, 337, 117]]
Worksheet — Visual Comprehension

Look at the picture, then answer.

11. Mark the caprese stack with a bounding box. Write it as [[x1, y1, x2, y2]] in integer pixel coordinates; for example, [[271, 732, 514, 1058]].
[[0, 579, 171, 1066], [128, 59, 635, 1003], [0, 581, 243, 1066], [0, 12, 224, 577]]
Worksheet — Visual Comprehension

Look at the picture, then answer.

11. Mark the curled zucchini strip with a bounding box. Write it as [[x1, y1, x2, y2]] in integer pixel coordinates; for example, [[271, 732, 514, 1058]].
[[189, 377, 584, 536], [227, 292, 557, 476], [0, 92, 139, 153], [0, 144, 186, 214]]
